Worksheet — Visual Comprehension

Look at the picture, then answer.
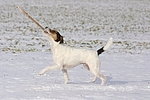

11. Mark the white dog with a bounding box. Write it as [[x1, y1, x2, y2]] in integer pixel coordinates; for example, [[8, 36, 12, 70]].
[[39, 27, 113, 85]]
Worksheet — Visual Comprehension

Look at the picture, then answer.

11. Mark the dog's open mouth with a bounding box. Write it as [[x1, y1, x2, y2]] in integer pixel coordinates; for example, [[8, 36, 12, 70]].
[[44, 30, 49, 34]]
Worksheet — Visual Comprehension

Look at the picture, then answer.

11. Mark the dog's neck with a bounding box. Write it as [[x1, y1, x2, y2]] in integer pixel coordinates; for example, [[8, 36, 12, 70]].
[[48, 36, 62, 54]]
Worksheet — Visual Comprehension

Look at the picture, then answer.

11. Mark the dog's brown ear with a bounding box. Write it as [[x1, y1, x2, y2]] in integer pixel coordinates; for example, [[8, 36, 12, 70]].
[[55, 32, 64, 44], [59, 36, 64, 44]]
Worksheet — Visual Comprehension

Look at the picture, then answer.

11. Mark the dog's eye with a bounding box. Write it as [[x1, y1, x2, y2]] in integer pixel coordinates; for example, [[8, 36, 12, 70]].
[[45, 27, 48, 29]]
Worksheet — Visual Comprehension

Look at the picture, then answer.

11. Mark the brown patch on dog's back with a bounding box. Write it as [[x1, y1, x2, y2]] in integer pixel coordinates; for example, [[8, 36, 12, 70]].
[[50, 29, 64, 44]]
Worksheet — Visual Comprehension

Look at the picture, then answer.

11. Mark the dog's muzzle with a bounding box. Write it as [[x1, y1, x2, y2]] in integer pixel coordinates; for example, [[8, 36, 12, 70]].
[[44, 27, 50, 34]]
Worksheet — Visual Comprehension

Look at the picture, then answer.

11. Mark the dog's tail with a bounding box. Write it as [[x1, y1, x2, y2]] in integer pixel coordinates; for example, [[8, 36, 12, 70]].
[[97, 37, 113, 55]]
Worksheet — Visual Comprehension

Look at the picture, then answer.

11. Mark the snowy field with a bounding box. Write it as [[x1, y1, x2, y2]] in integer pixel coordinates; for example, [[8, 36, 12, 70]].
[[0, 0, 150, 99]]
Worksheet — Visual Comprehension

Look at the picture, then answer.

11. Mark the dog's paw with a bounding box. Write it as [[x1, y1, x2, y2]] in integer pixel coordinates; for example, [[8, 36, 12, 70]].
[[38, 70, 45, 76], [101, 83, 105, 86], [64, 79, 70, 84], [101, 80, 106, 86], [65, 81, 68, 84]]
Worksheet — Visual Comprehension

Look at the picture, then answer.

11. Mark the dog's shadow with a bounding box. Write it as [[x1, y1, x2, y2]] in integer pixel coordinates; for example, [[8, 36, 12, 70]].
[[69, 76, 128, 85], [105, 76, 128, 85], [91, 76, 129, 85], [69, 76, 150, 85], [105, 76, 150, 85]]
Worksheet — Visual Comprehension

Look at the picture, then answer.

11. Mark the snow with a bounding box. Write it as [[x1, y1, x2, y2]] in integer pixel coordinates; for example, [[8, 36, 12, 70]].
[[0, 0, 150, 100], [1, 53, 150, 100]]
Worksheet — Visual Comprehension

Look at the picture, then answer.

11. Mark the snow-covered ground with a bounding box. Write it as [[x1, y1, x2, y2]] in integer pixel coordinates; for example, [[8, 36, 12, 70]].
[[1, 52, 150, 100], [0, 0, 150, 100]]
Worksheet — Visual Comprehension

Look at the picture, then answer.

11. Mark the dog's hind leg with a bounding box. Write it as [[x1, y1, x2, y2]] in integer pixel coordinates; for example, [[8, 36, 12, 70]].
[[62, 69, 69, 84], [94, 71, 106, 85], [83, 64, 98, 83], [90, 68, 106, 85], [98, 73, 106, 85], [39, 64, 60, 75]]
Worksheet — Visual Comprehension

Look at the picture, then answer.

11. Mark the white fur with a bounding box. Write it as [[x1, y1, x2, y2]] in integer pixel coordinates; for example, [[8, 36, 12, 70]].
[[103, 37, 113, 50], [39, 30, 113, 85]]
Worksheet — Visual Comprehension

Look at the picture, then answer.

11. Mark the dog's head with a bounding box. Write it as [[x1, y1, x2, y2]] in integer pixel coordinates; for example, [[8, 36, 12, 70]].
[[44, 27, 64, 44]]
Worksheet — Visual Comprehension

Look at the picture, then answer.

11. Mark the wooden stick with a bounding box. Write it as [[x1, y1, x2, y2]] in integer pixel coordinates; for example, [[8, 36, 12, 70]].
[[16, 5, 45, 31]]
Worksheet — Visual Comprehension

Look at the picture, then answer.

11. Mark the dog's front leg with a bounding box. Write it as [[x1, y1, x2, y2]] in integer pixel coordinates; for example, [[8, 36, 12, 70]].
[[62, 69, 69, 84], [39, 64, 60, 75]]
